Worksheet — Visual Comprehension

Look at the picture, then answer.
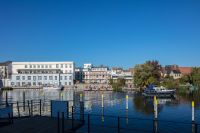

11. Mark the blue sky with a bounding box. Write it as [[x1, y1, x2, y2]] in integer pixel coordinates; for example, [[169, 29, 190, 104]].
[[0, 0, 200, 68]]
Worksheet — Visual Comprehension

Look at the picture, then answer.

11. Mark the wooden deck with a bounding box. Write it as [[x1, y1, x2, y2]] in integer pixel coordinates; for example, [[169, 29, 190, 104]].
[[0, 116, 84, 133]]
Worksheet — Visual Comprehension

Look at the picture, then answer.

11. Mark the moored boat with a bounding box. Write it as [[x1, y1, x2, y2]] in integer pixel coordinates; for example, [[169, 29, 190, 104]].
[[142, 85, 176, 97], [43, 85, 64, 90]]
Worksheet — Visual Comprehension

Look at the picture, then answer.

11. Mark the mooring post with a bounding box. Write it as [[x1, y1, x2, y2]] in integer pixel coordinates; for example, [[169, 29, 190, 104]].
[[192, 101, 195, 122], [17, 101, 20, 117], [6, 91, 8, 106], [23, 91, 25, 111], [154, 96, 158, 120], [102, 94, 104, 108], [88, 114, 90, 133], [118, 116, 120, 133], [126, 95, 129, 110], [31, 100, 33, 116], [57, 112, 60, 133], [39, 99, 42, 116], [28, 100, 30, 116], [72, 106, 74, 130], [62, 112, 64, 133]]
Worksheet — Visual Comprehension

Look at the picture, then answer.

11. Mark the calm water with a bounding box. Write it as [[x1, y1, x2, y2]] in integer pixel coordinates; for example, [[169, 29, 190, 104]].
[[0, 89, 200, 132]]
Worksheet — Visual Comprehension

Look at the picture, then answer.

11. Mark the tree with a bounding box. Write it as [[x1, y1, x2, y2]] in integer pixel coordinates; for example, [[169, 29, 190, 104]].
[[134, 60, 162, 89], [161, 75, 179, 89]]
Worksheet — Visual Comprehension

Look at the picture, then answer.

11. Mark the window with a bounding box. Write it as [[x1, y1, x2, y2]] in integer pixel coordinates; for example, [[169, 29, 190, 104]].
[[49, 65, 52, 68], [65, 82, 67, 85], [30, 65, 32, 68], [69, 64, 72, 68], [22, 76, 25, 80], [33, 76, 36, 81], [65, 64, 68, 68], [41, 65, 44, 68], [28, 76, 31, 80], [61, 64, 63, 68], [69, 76, 72, 80], [56, 64, 59, 68], [69, 82, 71, 85], [11, 82, 15, 86], [33, 65, 36, 68], [37, 65, 40, 68], [69, 70, 72, 73], [65, 70, 68, 73], [25, 65, 27, 68], [45, 65, 48, 68], [33, 82, 36, 86], [49, 76, 53, 80], [60, 76, 62, 80], [16, 76, 20, 80], [44, 76, 47, 80], [38, 76, 42, 80], [65, 76, 67, 80]]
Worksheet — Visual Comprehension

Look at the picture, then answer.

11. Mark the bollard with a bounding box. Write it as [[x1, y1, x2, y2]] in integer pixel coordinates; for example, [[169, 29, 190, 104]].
[[102, 108, 104, 123], [88, 114, 90, 133], [192, 101, 195, 122], [6, 92, 8, 106], [62, 112, 64, 133], [126, 110, 129, 125], [57, 112, 60, 133], [17, 101, 20, 117], [72, 106, 74, 130], [23, 91, 25, 111], [126, 95, 129, 110], [118, 117, 120, 133], [39, 99, 42, 116], [28, 100, 30, 116], [102, 94, 104, 108], [31, 100, 33, 116], [154, 96, 158, 120]]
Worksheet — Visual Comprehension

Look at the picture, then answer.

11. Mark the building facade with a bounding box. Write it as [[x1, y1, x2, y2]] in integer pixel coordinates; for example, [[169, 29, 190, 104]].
[[0, 61, 12, 87], [81, 64, 110, 84], [10, 61, 75, 87], [111, 67, 134, 88]]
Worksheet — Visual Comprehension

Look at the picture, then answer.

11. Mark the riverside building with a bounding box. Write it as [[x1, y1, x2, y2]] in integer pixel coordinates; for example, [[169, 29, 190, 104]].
[[10, 61, 75, 87]]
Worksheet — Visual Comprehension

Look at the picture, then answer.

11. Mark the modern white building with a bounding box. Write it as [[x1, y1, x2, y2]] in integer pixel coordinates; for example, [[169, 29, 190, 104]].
[[0, 61, 12, 87], [10, 61, 75, 87]]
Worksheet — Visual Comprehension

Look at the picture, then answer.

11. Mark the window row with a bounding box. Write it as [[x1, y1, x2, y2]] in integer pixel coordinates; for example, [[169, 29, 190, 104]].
[[15, 76, 73, 81], [11, 82, 72, 86], [25, 64, 73, 69]]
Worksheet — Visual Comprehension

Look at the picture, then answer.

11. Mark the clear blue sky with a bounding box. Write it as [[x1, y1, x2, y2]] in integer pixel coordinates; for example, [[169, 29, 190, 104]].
[[0, 0, 200, 68]]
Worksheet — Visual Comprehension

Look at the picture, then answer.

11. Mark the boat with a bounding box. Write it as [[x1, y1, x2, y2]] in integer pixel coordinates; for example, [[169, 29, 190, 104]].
[[142, 84, 176, 97], [43, 85, 64, 90]]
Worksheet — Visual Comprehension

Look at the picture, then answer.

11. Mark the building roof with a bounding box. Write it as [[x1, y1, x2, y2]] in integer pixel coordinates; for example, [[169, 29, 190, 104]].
[[0, 61, 12, 66], [179, 67, 192, 75]]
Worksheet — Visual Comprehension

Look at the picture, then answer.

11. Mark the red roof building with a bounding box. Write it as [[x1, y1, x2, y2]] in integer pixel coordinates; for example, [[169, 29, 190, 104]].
[[179, 67, 192, 75]]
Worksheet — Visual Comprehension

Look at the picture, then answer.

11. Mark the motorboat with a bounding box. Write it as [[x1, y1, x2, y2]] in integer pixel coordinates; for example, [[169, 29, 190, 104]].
[[43, 85, 64, 90], [143, 85, 176, 97]]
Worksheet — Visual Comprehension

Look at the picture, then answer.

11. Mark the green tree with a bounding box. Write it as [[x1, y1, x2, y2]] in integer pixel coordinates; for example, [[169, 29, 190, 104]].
[[161, 75, 179, 89], [134, 60, 162, 89]]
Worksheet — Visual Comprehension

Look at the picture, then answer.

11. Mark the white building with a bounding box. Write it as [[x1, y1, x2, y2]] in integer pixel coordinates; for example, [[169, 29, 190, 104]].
[[111, 67, 134, 88], [0, 61, 12, 87], [10, 61, 75, 87]]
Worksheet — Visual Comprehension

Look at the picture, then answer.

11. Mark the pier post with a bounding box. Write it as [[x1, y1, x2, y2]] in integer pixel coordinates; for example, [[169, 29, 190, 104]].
[[80, 101, 84, 121], [118, 116, 120, 133], [154, 96, 158, 120], [101, 108, 104, 123], [39, 99, 42, 116], [102, 94, 104, 108], [6, 91, 8, 106], [17, 101, 20, 117], [88, 114, 90, 133], [62, 112, 64, 133], [57, 112, 60, 133], [71, 106, 74, 130], [126, 95, 129, 110], [192, 101, 195, 122], [31, 100, 33, 116], [23, 91, 25, 111]]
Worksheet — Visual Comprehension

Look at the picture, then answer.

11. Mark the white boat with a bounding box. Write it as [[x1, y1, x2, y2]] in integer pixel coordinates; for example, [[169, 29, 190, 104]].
[[43, 85, 64, 90], [143, 85, 176, 97]]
